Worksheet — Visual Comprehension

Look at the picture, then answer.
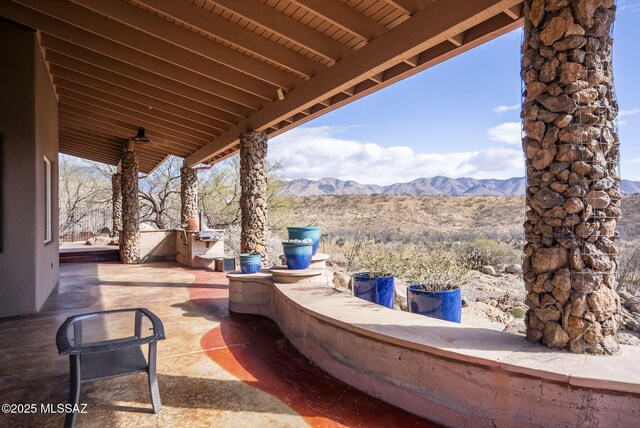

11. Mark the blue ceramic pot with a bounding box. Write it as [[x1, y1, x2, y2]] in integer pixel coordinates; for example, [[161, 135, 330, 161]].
[[352, 273, 395, 309], [407, 285, 461, 323], [239, 253, 261, 274], [282, 241, 314, 270], [287, 226, 321, 255]]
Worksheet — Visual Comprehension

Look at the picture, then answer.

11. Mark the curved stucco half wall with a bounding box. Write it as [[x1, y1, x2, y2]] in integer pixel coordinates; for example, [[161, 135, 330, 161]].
[[228, 270, 640, 428]]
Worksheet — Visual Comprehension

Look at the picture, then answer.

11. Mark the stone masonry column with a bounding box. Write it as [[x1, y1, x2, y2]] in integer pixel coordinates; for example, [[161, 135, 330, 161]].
[[181, 165, 198, 225], [239, 132, 269, 266], [120, 148, 140, 264], [522, 0, 620, 354], [112, 172, 122, 237]]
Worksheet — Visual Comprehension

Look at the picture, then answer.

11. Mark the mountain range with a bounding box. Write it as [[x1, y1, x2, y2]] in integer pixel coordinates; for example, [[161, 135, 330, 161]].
[[280, 176, 640, 197]]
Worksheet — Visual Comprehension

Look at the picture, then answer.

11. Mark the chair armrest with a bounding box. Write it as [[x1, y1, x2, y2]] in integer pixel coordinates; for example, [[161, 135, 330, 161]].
[[56, 308, 166, 355]]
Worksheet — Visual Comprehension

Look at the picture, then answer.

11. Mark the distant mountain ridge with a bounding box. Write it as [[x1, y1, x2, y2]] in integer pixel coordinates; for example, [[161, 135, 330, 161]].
[[281, 176, 640, 196]]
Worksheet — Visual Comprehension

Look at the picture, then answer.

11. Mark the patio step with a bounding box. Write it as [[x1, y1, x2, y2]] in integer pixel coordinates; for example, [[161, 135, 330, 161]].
[[59, 249, 120, 264]]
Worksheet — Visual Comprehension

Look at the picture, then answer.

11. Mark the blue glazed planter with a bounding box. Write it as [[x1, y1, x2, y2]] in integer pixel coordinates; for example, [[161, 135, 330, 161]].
[[282, 241, 314, 270], [352, 273, 395, 309], [287, 226, 321, 255], [239, 253, 261, 274], [407, 285, 462, 323]]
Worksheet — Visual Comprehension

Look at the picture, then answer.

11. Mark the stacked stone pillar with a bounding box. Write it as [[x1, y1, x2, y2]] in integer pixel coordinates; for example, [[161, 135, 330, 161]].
[[181, 165, 198, 225], [239, 132, 269, 266], [120, 148, 140, 264], [522, 0, 620, 354], [112, 172, 122, 237]]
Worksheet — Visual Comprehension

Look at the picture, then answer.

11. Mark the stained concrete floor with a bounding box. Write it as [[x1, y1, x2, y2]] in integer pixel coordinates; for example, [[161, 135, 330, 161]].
[[0, 262, 437, 427]]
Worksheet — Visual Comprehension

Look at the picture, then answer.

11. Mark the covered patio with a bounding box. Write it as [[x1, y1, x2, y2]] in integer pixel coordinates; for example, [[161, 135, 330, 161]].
[[0, 260, 436, 427], [1, 0, 637, 425]]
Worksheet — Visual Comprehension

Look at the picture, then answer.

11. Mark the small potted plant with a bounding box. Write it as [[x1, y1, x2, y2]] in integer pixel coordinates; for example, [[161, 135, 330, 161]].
[[282, 239, 314, 270], [352, 240, 410, 309], [406, 250, 468, 323]]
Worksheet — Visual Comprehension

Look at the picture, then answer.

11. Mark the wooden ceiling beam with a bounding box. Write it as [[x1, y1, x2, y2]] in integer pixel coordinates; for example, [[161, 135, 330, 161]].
[[504, 3, 524, 20], [58, 133, 159, 166], [0, 3, 263, 111], [59, 113, 194, 157], [46, 52, 238, 129], [56, 85, 224, 137], [212, 0, 351, 62], [291, 0, 388, 41], [59, 112, 198, 157], [267, 11, 524, 142], [69, 0, 294, 90], [50, 67, 232, 128], [6, 0, 282, 98], [136, 0, 321, 79], [186, 0, 522, 166], [59, 96, 216, 144], [59, 94, 218, 142], [42, 35, 251, 118], [59, 133, 124, 158], [58, 144, 120, 166], [382, 0, 420, 15]]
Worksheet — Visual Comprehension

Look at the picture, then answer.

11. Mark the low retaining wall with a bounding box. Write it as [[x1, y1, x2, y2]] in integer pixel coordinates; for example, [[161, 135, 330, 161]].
[[228, 271, 640, 427], [140, 230, 176, 263]]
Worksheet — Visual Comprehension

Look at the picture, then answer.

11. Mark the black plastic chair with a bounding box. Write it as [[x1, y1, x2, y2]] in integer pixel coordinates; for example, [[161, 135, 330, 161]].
[[56, 308, 166, 428]]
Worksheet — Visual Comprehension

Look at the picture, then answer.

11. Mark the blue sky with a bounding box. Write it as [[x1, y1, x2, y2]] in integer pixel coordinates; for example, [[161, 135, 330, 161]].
[[271, 1, 640, 185]]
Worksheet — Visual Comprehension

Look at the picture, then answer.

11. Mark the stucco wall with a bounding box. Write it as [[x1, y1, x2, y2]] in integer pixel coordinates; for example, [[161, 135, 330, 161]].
[[0, 20, 59, 317], [34, 33, 59, 310], [140, 230, 176, 263]]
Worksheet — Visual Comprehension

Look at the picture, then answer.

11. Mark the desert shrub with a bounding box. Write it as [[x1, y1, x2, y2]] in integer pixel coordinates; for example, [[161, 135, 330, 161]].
[[407, 247, 468, 292], [353, 239, 413, 277], [459, 238, 519, 270]]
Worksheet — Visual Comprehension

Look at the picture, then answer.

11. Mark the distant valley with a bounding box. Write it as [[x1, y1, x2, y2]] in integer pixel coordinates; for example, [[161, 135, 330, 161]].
[[280, 176, 640, 197]]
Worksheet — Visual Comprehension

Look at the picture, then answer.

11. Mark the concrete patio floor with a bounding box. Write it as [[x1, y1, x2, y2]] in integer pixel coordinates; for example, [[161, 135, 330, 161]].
[[0, 261, 437, 427]]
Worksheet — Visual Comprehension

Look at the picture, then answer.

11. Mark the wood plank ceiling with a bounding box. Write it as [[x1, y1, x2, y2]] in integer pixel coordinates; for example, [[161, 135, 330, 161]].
[[1, 0, 524, 173]]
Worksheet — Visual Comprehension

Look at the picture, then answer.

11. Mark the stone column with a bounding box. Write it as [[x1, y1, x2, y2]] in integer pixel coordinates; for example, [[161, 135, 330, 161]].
[[522, 0, 620, 354], [112, 172, 122, 237], [120, 148, 140, 264], [181, 165, 198, 225], [239, 131, 269, 266]]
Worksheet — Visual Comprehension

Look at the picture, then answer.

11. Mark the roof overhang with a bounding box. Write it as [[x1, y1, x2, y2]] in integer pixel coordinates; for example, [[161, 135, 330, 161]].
[[1, 0, 524, 173]]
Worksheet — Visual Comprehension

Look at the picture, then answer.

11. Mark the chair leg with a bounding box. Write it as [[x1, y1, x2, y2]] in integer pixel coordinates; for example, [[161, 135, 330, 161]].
[[64, 355, 81, 428], [147, 343, 161, 413]]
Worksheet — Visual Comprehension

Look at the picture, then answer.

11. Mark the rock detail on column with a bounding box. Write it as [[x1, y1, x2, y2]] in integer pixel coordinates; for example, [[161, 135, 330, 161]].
[[522, 0, 620, 354], [120, 149, 140, 264], [112, 172, 122, 237], [239, 132, 269, 267], [181, 166, 198, 225]]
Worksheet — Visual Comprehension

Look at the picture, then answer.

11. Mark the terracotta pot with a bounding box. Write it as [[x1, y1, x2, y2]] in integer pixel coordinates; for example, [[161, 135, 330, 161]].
[[186, 217, 199, 230]]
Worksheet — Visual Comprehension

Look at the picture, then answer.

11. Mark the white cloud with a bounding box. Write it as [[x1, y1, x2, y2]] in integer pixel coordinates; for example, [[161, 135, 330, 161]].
[[269, 126, 524, 185], [619, 109, 640, 117], [493, 104, 520, 113], [487, 122, 522, 145]]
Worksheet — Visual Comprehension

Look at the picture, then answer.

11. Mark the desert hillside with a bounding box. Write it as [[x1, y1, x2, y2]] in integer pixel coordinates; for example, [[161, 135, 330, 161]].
[[272, 194, 640, 244]]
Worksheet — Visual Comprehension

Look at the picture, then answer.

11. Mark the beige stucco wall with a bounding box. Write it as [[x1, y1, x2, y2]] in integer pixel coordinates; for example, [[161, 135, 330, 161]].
[[140, 230, 176, 263], [0, 20, 59, 317]]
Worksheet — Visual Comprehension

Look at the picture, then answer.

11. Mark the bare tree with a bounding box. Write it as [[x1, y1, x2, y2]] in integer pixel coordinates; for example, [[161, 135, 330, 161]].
[[59, 155, 112, 235], [138, 156, 182, 229]]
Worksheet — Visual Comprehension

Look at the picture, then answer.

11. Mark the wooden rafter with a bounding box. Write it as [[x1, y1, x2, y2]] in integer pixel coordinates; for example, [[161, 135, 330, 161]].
[[186, 0, 522, 166], [291, 0, 388, 41], [135, 0, 322, 79], [212, 0, 352, 61]]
